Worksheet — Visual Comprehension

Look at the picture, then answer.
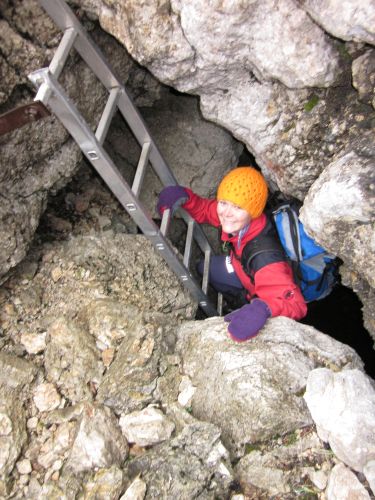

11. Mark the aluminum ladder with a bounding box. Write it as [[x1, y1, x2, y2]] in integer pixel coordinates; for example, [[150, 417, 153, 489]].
[[28, 0, 222, 317]]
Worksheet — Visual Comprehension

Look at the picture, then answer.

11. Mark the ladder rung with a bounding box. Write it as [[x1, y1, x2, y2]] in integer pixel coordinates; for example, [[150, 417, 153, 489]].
[[132, 142, 151, 197], [217, 293, 223, 315], [183, 220, 195, 268], [160, 208, 171, 237], [202, 249, 211, 294], [49, 27, 77, 79], [95, 87, 121, 145]]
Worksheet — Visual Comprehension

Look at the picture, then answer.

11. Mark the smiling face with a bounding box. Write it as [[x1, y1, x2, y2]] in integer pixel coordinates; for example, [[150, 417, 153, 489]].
[[217, 200, 251, 234]]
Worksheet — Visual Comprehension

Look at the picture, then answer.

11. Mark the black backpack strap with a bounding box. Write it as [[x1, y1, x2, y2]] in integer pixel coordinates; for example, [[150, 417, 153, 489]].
[[241, 218, 287, 283]]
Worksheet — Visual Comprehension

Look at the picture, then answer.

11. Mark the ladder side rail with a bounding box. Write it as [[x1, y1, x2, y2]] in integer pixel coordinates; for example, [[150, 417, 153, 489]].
[[29, 69, 218, 316], [38, 0, 120, 91]]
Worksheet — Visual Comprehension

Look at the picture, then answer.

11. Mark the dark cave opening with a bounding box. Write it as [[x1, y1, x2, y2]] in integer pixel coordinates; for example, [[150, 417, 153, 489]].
[[301, 284, 375, 379]]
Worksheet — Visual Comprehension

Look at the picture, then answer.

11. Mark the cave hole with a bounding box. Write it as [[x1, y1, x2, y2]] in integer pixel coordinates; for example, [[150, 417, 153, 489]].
[[301, 285, 375, 379]]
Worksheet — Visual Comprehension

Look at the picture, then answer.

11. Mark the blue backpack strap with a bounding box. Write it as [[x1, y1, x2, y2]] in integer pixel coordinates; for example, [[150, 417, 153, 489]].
[[241, 218, 287, 283]]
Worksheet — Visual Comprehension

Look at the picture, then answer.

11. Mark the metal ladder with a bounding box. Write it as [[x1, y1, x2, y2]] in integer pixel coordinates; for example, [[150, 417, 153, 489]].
[[28, 0, 221, 317]]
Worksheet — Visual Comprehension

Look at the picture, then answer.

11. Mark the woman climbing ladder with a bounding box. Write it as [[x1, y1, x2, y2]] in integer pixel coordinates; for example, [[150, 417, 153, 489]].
[[157, 166, 307, 342]]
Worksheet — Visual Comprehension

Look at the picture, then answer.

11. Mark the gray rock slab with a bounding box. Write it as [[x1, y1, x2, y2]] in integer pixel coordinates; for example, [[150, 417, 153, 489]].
[[65, 403, 129, 473], [300, 0, 375, 45], [300, 149, 375, 288], [0, 352, 37, 393], [176, 316, 363, 457], [300, 146, 375, 341], [96, 322, 164, 414], [81, 466, 126, 500], [92, 0, 340, 90], [304, 368, 375, 476], [119, 406, 175, 447], [0, 393, 27, 496], [352, 50, 375, 108], [44, 316, 104, 404], [126, 416, 232, 499], [326, 463, 371, 500], [235, 427, 334, 497]]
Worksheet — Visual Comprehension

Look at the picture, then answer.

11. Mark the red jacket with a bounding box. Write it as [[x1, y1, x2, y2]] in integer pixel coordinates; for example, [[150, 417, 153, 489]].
[[183, 189, 307, 320]]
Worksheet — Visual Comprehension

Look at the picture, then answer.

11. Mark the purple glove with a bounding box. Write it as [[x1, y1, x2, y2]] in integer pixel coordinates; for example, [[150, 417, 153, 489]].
[[224, 299, 271, 342], [157, 186, 189, 216]]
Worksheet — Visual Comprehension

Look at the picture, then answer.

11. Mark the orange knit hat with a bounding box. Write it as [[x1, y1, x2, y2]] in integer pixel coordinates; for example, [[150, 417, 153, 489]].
[[217, 166, 268, 218]]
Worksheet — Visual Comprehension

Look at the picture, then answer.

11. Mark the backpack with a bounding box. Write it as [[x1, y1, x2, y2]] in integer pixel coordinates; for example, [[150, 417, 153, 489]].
[[240, 202, 339, 302]]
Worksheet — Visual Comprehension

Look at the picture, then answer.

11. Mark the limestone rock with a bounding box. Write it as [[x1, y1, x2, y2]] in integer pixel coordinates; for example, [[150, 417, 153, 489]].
[[82, 466, 125, 500], [37, 421, 77, 470], [119, 406, 175, 447], [0, 16, 49, 103], [300, 147, 375, 289], [55, 233, 195, 318], [20, 332, 47, 355], [80, 299, 143, 350], [304, 368, 375, 478], [121, 476, 147, 500], [0, 353, 35, 495], [352, 49, 375, 109], [235, 427, 334, 497], [44, 317, 104, 404], [126, 415, 232, 499], [175, 316, 363, 457], [65, 403, 128, 473], [91, 0, 340, 90], [300, 0, 375, 45], [0, 394, 27, 496], [0, 352, 37, 393], [326, 463, 371, 500], [33, 383, 61, 412], [96, 322, 165, 414], [300, 140, 375, 343]]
